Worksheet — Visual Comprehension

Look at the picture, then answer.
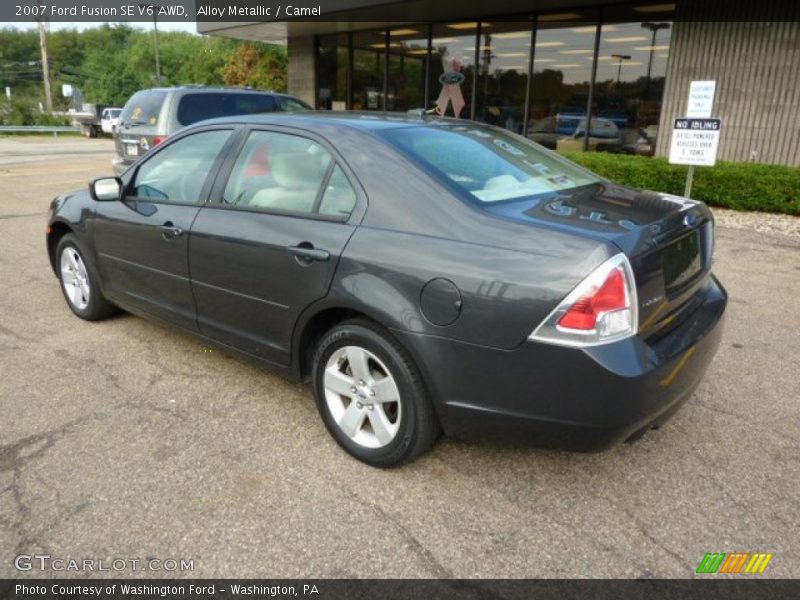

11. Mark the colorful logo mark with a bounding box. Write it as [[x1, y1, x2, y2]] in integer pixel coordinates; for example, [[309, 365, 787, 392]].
[[696, 552, 774, 574]]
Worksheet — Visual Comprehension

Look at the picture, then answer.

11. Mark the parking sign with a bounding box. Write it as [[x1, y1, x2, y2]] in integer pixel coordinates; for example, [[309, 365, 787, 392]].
[[669, 118, 722, 166]]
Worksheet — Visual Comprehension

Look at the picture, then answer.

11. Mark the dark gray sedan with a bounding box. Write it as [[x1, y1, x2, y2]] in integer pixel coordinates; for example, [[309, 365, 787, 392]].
[[46, 113, 726, 467]]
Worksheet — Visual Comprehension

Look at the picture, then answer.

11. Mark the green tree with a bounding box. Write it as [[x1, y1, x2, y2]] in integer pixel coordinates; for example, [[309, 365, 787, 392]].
[[0, 25, 289, 118], [222, 44, 287, 91], [81, 25, 145, 105]]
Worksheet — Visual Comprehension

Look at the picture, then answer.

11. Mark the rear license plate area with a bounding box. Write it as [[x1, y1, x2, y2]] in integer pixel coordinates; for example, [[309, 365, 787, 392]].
[[125, 144, 139, 156], [662, 230, 702, 292]]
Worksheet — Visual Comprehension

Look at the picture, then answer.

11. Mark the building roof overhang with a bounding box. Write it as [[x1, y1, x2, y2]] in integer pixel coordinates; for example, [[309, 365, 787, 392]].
[[196, 0, 611, 42]]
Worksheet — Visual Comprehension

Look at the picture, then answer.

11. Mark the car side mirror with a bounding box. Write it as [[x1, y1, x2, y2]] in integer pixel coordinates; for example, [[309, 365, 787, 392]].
[[90, 177, 123, 202]]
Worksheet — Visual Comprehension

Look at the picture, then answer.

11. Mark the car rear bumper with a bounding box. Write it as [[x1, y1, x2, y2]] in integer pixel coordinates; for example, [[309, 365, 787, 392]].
[[111, 155, 133, 176], [395, 274, 727, 451]]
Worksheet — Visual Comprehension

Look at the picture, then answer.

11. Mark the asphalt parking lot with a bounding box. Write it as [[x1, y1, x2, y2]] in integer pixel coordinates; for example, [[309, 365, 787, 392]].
[[1, 136, 798, 579]]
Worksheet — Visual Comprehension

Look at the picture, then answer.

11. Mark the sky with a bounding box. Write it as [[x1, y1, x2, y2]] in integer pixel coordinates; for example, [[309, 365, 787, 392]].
[[2, 21, 200, 34]]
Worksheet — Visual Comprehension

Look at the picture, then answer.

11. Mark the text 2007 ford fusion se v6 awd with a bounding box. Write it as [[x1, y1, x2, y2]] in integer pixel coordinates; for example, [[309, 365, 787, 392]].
[[46, 113, 726, 467]]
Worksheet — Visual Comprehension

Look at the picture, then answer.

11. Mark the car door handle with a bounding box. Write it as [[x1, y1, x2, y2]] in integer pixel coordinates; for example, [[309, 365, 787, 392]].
[[287, 244, 330, 263], [160, 222, 183, 239]]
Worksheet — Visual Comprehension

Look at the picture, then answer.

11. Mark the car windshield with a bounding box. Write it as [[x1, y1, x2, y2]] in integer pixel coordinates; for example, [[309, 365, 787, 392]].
[[120, 91, 166, 126], [378, 124, 600, 204], [110, 109, 122, 118]]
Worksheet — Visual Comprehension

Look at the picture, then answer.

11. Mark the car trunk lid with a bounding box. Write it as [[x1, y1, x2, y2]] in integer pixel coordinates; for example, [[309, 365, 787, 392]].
[[491, 182, 714, 339]]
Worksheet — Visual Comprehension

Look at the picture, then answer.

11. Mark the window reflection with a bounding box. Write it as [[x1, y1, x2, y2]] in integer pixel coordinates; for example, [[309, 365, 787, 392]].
[[352, 30, 386, 111], [317, 34, 348, 110], [314, 4, 674, 160], [475, 22, 532, 133], [388, 27, 428, 112], [527, 14, 599, 152], [429, 23, 478, 118], [591, 4, 674, 155]]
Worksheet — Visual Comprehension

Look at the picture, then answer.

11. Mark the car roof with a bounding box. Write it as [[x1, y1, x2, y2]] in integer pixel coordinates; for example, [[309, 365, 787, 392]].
[[137, 86, 301, 99], [191, 111, 472, 132]]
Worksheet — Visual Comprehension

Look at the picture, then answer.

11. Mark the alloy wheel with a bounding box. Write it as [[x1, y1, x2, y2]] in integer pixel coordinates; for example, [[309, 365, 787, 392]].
[[60, 247, 91, 311], [323, 345, 402, 449]]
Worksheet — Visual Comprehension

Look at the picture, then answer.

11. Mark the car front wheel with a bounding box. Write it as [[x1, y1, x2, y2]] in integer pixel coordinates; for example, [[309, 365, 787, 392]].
[[56, 234, 117, 321], [312, 319, 440, 467]]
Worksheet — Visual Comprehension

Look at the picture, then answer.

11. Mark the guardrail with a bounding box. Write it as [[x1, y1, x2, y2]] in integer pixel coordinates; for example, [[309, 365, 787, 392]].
[[0, 125, 81, 135]]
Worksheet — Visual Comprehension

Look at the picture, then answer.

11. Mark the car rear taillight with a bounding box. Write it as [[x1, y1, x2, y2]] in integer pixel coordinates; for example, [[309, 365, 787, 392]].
[[153, 136, 167, 146], [529, 253, 638, 347]]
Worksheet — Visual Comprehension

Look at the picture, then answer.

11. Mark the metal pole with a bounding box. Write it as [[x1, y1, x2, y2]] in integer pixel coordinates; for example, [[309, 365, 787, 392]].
[[522, 19, 536, 138], [383, 29, 389, 113], [583, 20, 602, 152], [684, 165, 695, 198], [35, 5, 53, 112], [153, 12, 162, 84], [646, 28, 657, 82], [470, 22, 481, 121], [423, 24, 431, 109]]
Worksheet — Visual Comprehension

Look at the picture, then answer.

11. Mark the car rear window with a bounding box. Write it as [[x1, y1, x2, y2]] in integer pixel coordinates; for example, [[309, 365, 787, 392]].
[[276, 96, 312, 112], [121, 91, 166, 127], [177, 92, 284, 126], [378, 124, 600, 204]]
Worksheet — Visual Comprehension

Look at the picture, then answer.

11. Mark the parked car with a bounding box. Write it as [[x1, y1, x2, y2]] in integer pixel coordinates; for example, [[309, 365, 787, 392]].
[[112, 86, 312, 175], [47, 113, 726, 467], [100, 107, 123, 135]]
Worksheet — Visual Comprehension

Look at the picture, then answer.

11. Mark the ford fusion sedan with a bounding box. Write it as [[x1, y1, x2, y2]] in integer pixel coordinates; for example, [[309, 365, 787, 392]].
[[46, 113, 726, 467]]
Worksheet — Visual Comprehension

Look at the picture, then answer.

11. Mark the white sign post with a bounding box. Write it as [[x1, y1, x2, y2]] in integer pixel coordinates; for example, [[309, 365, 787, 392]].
[[671, 80, 719, 197]]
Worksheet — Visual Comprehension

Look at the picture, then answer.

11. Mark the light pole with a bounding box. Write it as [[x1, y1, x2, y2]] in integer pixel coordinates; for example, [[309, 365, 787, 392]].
[[611, 54, 631, 83], [641, 22, 670, 82], [139, 3, 163, 85], [35, 0, 53, 111]]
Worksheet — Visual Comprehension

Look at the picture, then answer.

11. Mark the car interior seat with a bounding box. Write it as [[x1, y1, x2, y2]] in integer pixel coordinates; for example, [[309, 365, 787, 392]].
[[249, 152, 330, 213]]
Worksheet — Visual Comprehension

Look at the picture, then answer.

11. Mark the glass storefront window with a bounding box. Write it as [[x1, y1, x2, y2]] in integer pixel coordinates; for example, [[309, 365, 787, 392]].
[[475, 21, 532, 133], [526, 11, 599, 153], [314, 4, 672, 159], [388, 27, 429, 112], [591, 4, 675, 155], [428, 23, 478, 118], [317, 34, 348, 110], [352, 30, 387, 111]]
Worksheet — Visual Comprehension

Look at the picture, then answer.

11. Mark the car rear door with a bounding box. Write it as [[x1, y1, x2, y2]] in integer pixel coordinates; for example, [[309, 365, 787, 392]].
[[94, 127, 236, 329], [188, 126, 364, 366], [116, 90, 168, 162]]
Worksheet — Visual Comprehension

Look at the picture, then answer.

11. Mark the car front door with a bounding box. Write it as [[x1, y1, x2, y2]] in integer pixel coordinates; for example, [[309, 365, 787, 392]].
[[188, 128, 364, 366], [93, 128, 235, 329]]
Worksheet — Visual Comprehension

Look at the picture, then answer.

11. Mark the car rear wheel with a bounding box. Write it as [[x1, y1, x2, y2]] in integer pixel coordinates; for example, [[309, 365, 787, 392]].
[[312, 319, 440, 467], [56, 234, 117, 321]]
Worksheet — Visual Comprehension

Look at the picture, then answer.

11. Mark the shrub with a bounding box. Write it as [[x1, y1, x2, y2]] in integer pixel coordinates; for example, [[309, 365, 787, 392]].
[[564, 152, 800, 216], [0, 96, 73, 130]]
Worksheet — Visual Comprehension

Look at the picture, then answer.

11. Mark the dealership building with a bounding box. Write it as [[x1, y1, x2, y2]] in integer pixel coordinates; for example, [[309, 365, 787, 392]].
[[198, 0, 800, 166]]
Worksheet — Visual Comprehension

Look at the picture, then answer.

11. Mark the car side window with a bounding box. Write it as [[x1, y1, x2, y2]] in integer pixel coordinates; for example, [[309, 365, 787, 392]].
[[319, 165, 357, 217], [223, 131, 345, 216], [131, 130, 231, 204]]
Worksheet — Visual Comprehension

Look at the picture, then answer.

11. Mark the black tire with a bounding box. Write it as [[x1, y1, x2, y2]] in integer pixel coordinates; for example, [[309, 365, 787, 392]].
[[56, 234, 117, 321], [312, 319, 440, 467]]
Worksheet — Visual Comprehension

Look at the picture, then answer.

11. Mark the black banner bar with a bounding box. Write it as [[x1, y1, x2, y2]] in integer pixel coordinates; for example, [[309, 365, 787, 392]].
[[2, 0, 800, 23], [2, 579, 799, 600]]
